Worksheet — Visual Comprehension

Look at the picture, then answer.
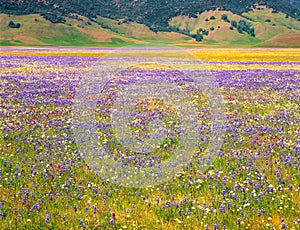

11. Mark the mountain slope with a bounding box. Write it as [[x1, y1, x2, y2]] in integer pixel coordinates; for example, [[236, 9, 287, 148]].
[[0, 5, 299, 47], [169, 7, 300, 46], [0, 14, 192, 46], [1, 0, 299, 31]]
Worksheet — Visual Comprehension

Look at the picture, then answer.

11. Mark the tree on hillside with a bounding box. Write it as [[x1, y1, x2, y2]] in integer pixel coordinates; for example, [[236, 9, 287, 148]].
[[221, 14, 230, 22], [237, 26, 243, 33], [237, 20, 255, 37], [195, 33, 203, 42], [202, 30, 209, 36], [250, 27, 255, 36], [8, 20, 21, 28], [231, 20, 237, 28]]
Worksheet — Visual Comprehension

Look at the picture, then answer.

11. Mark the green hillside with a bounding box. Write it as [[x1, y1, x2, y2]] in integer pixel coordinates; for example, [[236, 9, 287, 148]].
[[0, 7, 299, 47], [169, 7, 300, 47], [1, 0, 299, 29]]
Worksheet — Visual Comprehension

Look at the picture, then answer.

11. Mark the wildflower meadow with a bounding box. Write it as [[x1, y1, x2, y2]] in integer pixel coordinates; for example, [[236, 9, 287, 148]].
[[0, 47, 299, 229]]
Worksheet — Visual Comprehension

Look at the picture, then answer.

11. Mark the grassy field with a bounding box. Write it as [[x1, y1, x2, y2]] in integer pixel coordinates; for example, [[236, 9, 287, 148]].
[[0, 48, 299, 229]]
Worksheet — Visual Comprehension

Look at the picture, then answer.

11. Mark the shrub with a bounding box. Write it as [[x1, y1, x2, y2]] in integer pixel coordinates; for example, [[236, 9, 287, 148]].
[[202, 30, 209, 36], [236, 19, 255, 36], [231, 20, 237, 28], [221, 14, 228, 21], [237, 26, 243, 33], [41, 13, 66, 23], [221, 14, 230, 22], [195, 33, 203, 42], [8, 20, 21, 28], [249, 27, 255, 37]]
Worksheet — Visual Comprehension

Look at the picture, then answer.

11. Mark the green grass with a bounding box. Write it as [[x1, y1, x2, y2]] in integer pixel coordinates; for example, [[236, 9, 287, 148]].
[[230, 36, 261, 46], [37, 27, 99, 46], [0, 40, 23, 46]]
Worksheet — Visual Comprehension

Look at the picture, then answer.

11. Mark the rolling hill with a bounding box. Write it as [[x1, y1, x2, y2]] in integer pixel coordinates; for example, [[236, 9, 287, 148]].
[[0, 1, 299, 47]]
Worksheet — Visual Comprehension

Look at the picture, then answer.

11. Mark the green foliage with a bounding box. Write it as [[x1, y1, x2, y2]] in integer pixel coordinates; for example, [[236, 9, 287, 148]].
[[265, 19, 271, 22], [194, 28, 209, 42], [237, 20, 255, 37], [0, 0, 298, 32], [195, 33, 203, 42], [41, 13, 66, 24], [221, 14, 230, 22], [231, 20, 237, 28], [249, 27, 255, 37], [210, 15, 216, 20], [221, 14, 227, 20], [237, 26, 243, 33], [210, 27, 215, 31], [96, 21, 112, 30], [169, 25, 196, 40], [242, 15, 255, 22], [8, 20, 20, 28], [202, 30, 209, 36]]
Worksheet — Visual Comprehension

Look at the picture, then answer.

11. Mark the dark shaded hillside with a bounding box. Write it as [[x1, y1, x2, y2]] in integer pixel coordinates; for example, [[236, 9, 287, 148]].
[[290, 0, 300, 8], [0, 0, 299, 31]]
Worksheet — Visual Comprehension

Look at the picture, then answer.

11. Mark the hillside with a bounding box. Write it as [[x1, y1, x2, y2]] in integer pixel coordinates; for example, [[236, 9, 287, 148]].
[[1, 0, 299, 28], [0, 14, 193, 46], [169, 7, 300, 46], [0, 4, 300, 47]]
